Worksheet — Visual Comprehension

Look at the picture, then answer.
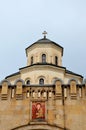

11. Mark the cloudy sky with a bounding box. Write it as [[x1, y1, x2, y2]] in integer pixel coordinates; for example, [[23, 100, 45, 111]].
[[0, 0, 86, 81]]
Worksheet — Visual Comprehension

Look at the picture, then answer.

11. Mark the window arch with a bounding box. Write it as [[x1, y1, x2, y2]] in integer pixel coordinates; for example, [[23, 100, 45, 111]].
[[42, 54, 46, 63], [55, 56, 58, 65], [39, 78, 44, 85], [26, 80, 30, 85], [31, 56, 33, 65]]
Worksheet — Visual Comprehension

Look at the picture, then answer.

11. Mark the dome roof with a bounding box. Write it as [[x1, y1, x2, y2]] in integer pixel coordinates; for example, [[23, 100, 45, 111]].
[[26, 37, 63, 56]]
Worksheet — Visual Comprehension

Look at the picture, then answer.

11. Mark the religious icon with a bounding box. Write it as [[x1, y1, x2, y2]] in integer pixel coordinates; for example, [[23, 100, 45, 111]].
[[32, 102, 45, 121]]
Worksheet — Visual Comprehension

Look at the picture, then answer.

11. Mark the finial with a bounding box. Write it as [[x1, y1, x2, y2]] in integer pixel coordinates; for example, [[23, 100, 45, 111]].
[[42, 31, 47, 39]]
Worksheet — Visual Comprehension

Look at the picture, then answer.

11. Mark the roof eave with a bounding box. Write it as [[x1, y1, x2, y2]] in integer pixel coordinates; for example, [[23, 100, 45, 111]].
[[5, 72, 20, 79], [25, 40, 64, 56]]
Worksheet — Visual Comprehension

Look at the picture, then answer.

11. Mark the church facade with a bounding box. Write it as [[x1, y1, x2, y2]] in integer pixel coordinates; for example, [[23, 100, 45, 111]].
[[0, 33, 86, 130]]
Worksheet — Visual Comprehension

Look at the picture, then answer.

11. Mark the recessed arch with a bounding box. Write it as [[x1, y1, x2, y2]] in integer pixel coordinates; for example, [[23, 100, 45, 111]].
[[39, 78, 44, 85], [0, 79, 11, 86], [52, 77, 63, 84], [26, 80, 30, 85], [68, 78, 78, 84], [39, 52, 48, 63], [14, 79, 25, 85], [37, 76, 46, 85], [25, 78, 31, 85], [42, 54, 46, 63]]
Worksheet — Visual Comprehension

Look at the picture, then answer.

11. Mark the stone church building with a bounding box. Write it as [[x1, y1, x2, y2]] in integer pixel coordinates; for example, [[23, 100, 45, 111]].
[[0, 32, 86, 130]]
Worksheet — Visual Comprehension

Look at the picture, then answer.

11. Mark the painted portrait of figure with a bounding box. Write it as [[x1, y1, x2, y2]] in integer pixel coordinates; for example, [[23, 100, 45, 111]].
[[32, 102, 45, 121]]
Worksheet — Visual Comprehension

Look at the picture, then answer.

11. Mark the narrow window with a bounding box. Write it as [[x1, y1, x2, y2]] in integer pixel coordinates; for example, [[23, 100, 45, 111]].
[[43, 91, 46, 98], [26, 90, 29, 98], [49, 90, 52, 98], [32, 90, 35, 98], [55, 56, 58, 65], [42, 54, 46, 63], [38, 90, 41, 98], [26, 80, 30, 85], [11, 88, 15, 98], [39, 78, 44, 85], [31, 56, 33, 65]]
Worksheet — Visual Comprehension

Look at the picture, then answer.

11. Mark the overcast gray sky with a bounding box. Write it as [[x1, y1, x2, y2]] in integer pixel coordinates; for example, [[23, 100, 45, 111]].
[[0, 0, 86, 81]]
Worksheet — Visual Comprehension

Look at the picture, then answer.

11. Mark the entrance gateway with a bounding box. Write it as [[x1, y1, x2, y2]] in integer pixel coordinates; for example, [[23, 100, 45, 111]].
[[12, 124, 62, 130]]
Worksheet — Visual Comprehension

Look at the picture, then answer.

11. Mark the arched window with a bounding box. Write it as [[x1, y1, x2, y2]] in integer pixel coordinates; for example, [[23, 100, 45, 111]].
[[55, 56, 58, 65], [26, 80, 30, 85], [39, 78, 44, 85], [31, 56, 33, 65], [42, 54, 46, 63]]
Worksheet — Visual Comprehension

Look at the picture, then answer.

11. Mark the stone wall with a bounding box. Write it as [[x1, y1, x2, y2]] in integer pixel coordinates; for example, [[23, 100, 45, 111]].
[[0, 80, 86, 130]]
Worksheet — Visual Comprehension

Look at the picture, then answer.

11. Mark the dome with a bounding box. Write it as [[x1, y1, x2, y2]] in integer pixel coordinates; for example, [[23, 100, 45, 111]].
[[26, 37, 63, 56]]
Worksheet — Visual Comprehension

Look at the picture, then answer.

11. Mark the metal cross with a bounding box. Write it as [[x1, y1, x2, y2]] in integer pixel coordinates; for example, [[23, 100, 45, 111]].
[[42, 31, 47, 38]]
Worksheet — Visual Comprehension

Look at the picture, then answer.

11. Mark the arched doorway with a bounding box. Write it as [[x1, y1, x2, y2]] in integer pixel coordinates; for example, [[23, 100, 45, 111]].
[[11, 124, 61, 130]]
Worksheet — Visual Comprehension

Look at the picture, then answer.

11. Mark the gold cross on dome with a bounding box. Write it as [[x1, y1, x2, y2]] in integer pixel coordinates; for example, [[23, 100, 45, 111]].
[[42, 31, 47, 38]]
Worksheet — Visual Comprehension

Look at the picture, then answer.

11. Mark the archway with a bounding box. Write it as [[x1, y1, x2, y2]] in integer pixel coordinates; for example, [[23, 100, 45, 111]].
[[11, 124, 63, 130]]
